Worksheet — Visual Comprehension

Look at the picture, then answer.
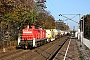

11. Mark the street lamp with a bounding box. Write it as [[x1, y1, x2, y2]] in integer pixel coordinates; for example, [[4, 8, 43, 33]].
[[81, 17, 84, 38], [80, 17, 84, 47]]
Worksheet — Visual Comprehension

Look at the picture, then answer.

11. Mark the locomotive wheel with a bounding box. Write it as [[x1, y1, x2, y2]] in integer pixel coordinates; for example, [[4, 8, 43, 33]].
[[25, 46, 28, 49], [24, 44, 27, 50], [29, 45, 33, 50], [40, 42, 43, 46]]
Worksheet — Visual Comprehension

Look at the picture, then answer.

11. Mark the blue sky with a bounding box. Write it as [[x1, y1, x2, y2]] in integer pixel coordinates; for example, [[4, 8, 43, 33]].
[[45, 0, 90, 30]]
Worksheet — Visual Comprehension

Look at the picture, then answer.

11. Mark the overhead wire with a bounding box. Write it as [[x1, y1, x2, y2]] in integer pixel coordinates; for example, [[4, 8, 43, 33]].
[[62, 14, 79, 21], [46, 4, 59, 19], [49, 0, 60, 12], [46, 0, 60, 20]]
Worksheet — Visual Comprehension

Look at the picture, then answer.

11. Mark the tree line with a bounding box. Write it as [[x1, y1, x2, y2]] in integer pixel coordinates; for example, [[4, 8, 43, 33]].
[[0, 0, 69, 41], [80, 14, 90, 39]]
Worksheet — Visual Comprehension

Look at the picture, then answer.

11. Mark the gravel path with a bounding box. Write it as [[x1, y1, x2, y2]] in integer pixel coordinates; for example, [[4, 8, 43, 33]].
[[76, 40, 90, 60]]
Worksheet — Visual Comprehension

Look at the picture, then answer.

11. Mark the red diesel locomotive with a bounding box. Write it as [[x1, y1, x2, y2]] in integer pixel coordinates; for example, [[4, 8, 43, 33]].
[[17, 24, 47, 49]]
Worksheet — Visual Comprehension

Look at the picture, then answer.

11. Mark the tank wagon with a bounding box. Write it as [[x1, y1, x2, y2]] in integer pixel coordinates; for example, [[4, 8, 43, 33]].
[[17, 24, 47, 49], [45, 29, 59, 41], [45, 29, 54, 42]]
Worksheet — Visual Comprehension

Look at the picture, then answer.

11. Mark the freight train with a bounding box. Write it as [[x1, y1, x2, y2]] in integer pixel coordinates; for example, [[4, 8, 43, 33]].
[[17, 24, 68, 49]]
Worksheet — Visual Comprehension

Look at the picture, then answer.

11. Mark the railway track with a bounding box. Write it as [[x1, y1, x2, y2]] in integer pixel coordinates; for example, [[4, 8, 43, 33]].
[[53, 39, 80, 60], [0, 49, 31, 60], [53, 38, 70, 60], [31, 36, 68, 60], [0, 36, 71, 60], [0, 49, 23, 58], [47, 38, 68, 60]]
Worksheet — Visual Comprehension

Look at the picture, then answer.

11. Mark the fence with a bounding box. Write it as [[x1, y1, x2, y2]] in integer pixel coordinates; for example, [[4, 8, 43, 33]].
[[83, 38, 90, 49]]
